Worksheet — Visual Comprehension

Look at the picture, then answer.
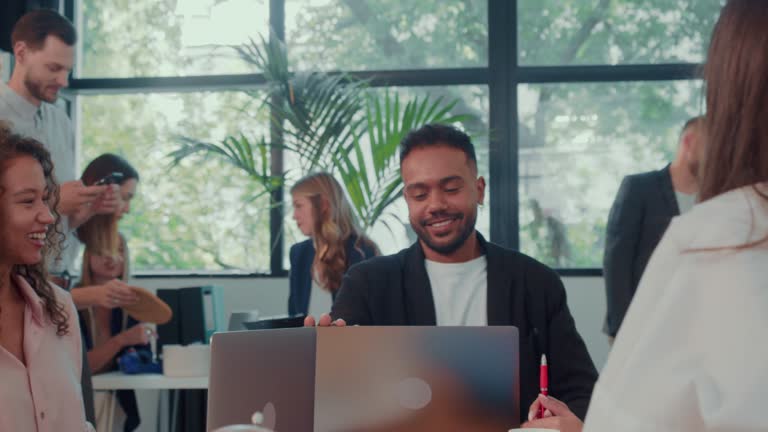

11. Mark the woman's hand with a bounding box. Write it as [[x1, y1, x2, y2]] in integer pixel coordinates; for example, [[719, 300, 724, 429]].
[[94, 280, 139, 309], [522, 394, 584, 432], [118, 323, 157, 347]]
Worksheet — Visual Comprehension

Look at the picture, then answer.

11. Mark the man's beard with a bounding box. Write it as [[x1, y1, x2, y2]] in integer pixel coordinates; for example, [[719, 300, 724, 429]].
[[24, 77, 57, 103], [412, 210, 477, 255]]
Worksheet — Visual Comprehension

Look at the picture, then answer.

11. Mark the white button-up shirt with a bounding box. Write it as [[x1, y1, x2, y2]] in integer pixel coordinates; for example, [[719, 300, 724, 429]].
[[0, 276, 93, 432], [585, 184, 768, 431]]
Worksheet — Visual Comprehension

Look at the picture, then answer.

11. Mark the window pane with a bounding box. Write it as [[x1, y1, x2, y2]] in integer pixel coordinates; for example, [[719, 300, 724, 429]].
[[282, 85, 490, 270], [518, 1, 723, 65], [286, 0, 488, 71], [77, 0, 269, 77], [518, 81, 703, 268], [78, 91, 273, 272]]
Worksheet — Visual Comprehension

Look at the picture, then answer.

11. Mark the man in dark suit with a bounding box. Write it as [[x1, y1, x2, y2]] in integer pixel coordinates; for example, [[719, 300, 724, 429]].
[[603, 116, 703, 342], [308, 124, 597, 427]]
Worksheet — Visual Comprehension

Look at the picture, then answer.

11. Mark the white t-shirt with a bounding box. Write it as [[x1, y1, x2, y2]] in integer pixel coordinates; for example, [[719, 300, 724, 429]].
[[425, 255, 487, 326], [308, 280, 333, 318], [675, 190, 697, 214]]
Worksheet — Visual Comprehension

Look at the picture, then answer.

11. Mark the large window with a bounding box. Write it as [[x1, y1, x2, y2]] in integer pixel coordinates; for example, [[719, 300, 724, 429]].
[[518, 1, 721, 66], [79, 91, 272, 271], [78, 0, 270, 77], [518, 81, 703, 268], [286, 0, 488, 71], [511, 0, 720, 269], [67, 0, 722, 275]]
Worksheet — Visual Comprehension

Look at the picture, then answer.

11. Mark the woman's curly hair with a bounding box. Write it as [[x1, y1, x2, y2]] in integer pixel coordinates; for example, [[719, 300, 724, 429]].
[[0, 125, 69, 336]]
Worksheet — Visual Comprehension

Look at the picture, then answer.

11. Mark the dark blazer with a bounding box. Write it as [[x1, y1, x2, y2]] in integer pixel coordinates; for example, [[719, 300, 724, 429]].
[[603, 165, 679, 337], [331, 233, 598, 424], [288, 236, 377, 316]]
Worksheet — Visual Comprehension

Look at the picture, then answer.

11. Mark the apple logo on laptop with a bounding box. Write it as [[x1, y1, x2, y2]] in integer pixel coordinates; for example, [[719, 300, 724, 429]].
[[251, 402, 277, 430], [396, 377, 432, 410]]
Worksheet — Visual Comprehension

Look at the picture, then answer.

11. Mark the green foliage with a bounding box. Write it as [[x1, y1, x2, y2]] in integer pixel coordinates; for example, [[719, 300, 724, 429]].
[[337, 91, 471, 231], [170, 134, 284, 199], [173, 30, 474, 237], [80, 0, 722, 270]]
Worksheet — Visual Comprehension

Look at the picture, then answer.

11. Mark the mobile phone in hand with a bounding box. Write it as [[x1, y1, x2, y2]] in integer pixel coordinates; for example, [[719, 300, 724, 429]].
[[94, 172, 124, 186]]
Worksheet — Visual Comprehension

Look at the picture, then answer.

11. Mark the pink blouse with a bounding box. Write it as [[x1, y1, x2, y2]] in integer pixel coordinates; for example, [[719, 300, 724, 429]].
[[0, 275, 94, 432]]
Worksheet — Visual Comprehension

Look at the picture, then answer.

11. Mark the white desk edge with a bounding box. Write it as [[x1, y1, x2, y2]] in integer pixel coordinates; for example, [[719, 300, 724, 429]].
[[92, 372, 209, 390]]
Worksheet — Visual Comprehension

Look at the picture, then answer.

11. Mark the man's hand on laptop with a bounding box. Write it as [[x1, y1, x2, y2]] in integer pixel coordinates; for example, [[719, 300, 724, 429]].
[[304, 313, 346, 327]]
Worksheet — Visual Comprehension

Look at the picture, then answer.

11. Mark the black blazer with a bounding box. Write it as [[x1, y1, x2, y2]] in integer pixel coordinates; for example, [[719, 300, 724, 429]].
[[603, 165, 680, 337], [288, 236, 377, 316], [331, 233, 598, 424]]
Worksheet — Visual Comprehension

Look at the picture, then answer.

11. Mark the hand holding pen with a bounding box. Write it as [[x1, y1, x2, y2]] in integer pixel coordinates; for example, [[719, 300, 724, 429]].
[[522, 353, 584, 431]]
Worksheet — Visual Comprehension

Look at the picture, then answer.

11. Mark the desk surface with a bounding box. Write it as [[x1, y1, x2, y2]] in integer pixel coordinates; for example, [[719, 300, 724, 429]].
[[92, 372, 209, 390]]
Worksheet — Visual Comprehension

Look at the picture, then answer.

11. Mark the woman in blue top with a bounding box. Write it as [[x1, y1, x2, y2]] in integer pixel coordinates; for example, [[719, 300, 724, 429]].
[[288, 172, 378, 317]]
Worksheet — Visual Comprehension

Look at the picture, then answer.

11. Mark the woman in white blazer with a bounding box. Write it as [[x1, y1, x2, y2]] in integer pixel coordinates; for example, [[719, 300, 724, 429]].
[[522, 1, 768, 431]]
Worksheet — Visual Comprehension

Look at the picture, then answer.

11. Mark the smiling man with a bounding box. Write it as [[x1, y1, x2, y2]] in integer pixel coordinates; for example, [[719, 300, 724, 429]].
[[324, 124, 598, 425], [0, 9, 117, 279]]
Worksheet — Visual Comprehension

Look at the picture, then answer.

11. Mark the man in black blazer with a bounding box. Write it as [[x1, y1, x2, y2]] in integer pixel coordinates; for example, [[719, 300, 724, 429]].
[[308, 124, 597, 427], [603, 116, 703, 341]]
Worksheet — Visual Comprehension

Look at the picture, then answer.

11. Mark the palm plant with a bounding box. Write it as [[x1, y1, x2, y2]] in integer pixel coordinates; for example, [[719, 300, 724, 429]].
[[169, 133, 283, 202], [171, 30, 474, 232], [338, 91, 468, 232]]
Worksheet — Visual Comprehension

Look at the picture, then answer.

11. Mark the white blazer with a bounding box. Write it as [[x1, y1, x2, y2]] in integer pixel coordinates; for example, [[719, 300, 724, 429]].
[[585, 184, 768, 432]]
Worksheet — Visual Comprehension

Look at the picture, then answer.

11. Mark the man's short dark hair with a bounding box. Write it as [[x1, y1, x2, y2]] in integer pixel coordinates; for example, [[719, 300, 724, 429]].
[[11, 9, 77, 50], [399, 124, 477, 167]]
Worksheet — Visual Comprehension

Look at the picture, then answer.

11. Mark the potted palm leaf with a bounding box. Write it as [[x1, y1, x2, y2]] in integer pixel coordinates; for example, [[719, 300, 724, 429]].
[[170, 30, 473, 235]]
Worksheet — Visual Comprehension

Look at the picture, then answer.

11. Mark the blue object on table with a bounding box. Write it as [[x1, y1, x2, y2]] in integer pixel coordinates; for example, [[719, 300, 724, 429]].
[[117, 348, 162, 374]]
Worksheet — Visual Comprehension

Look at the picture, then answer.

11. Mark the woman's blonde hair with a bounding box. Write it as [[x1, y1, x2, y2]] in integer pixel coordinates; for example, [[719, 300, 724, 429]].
[[78, 234, 131, 349], [79, 233, 131, 288], [78, 214, 120, 259], [291, 172, 378, 292]]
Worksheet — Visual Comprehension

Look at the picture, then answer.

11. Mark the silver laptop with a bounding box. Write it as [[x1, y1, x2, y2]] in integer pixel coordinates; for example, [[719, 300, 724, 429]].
[[207, 326, 519, 432]]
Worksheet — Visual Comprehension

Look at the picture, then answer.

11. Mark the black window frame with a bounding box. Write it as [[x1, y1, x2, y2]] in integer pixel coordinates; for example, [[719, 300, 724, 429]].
[[63, 0, 702, 278]]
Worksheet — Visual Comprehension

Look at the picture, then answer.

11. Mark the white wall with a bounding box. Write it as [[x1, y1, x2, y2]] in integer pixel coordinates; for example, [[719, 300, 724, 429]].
[[128, 275, 609, 432], [132, 276, 609, 367], [562, 277, 610, 369], [134, 276, 289, 323]]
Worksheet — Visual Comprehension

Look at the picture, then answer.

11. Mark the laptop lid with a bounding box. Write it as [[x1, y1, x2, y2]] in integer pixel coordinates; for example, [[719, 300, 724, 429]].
[[314, 326, 519, 432], [207, 328, 316, 432], [207, 326, 519, 432]]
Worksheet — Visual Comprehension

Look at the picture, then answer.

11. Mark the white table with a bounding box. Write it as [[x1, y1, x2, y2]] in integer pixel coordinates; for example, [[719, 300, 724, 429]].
[[92, 372, 208, 390], [92, 372, 209, 432]]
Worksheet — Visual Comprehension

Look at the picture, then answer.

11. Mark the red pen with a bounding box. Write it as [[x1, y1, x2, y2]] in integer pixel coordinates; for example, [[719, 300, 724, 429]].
[[538, 354, 548, 419]]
